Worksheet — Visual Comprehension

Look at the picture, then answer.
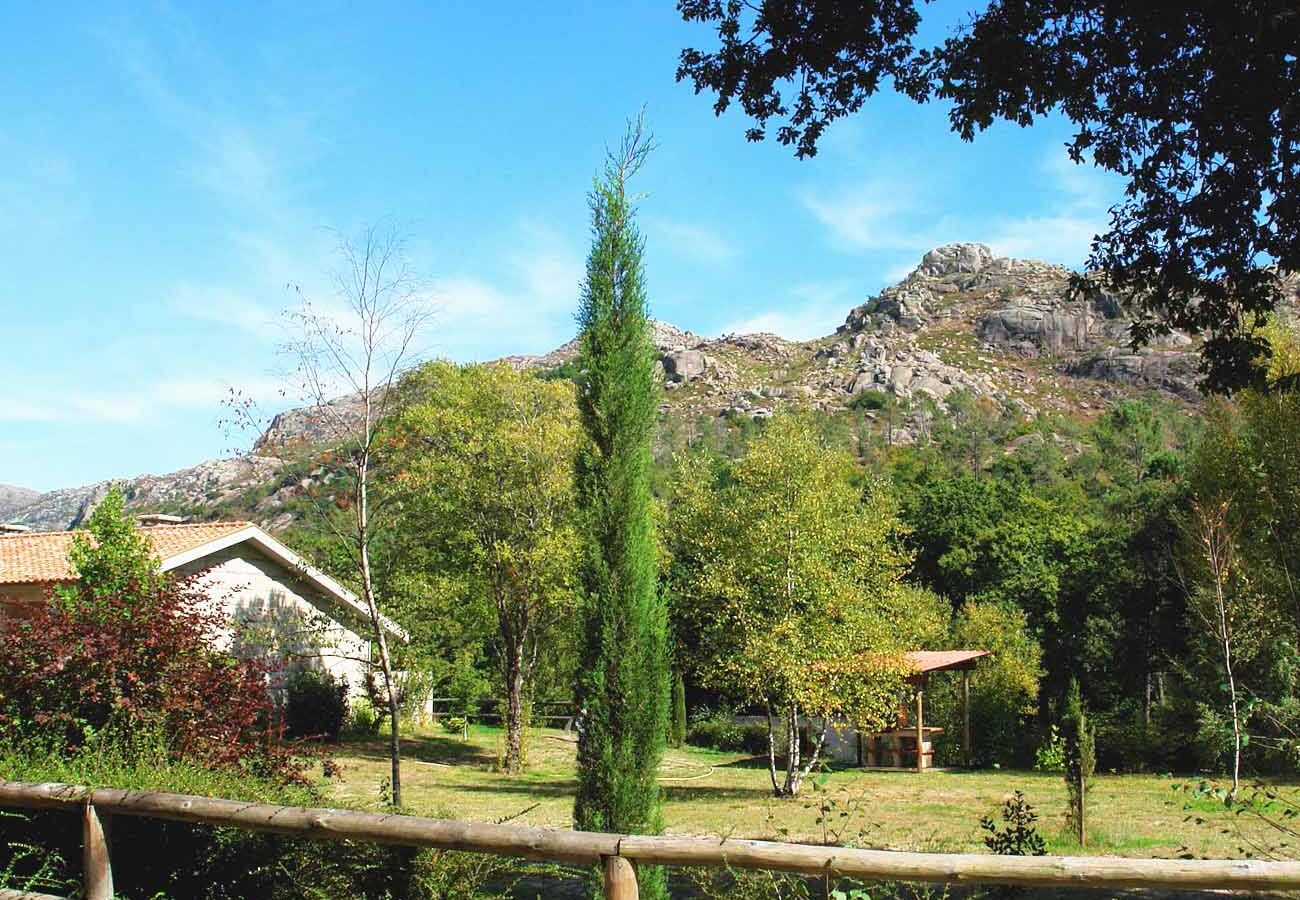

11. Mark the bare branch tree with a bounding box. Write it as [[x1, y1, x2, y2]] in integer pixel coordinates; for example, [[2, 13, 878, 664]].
[[229, 223, 433, 808]]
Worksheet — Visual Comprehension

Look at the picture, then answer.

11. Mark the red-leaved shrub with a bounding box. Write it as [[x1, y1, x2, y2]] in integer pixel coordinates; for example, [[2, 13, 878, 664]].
[[0, 573, 300, 781]]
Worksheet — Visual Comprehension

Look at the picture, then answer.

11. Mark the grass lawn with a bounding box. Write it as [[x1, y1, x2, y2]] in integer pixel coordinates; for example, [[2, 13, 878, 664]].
[[322, 723, 1278, 860]]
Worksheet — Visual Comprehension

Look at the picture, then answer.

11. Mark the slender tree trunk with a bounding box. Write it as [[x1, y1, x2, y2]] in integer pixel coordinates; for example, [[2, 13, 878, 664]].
[[784, 703, 803, 796], [1206, 513, 1241, 803], [766, 705, 781, 797], [1144, 670, 1152, 728], [359, 453, 401, 807], [1223, 627, 1242, 802], [798, 718, 831, 786]]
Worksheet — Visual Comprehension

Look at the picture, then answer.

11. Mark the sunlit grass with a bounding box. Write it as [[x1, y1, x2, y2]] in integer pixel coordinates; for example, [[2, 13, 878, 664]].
[[323, 723, 1280, 859]]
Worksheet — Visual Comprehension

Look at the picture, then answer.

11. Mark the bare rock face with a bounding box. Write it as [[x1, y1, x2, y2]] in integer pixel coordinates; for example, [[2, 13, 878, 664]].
[[0, 484, 40, 521], [978, 305, 1094, 355], [1064, 349, 1202, 400], [253, 393, 373, 455], [916, 242, 995, 278], [5, 456, 285, 532], [662, 349, 708, 382], [834, 242, 1204, 402]]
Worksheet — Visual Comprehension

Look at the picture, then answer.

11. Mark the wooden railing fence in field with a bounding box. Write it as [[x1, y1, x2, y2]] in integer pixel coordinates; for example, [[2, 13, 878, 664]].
[[2, 780, 1299, 899]]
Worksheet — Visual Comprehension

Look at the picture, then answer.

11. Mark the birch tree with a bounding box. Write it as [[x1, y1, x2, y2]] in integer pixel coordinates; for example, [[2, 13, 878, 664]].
[[669, 415, 914, 797], [1180, 498, 1264, 801]]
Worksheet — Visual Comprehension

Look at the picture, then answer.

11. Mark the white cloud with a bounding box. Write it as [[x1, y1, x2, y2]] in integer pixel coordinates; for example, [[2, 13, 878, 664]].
[[721, 281, 856, 340], [1, 374, 287, 426], [984, 214, 1104, 265], [798, 179, 921, 252], [648, 217, 739, 265], [422, 225, 585, 360], [800, 150, 1123, 270], [168, 283, 281, 338]]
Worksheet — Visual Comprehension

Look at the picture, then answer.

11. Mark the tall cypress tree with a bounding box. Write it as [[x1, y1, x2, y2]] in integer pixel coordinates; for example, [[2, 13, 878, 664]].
[[572, 115, 669, 898], [1063, 678, 1095, 846]]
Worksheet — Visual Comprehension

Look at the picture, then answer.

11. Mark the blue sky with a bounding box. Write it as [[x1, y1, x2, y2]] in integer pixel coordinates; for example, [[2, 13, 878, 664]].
[[1, 1, 1125, 492]]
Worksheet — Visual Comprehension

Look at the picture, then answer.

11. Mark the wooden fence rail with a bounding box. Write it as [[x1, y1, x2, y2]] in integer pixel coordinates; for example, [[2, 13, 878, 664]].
[[2, 780, 1299, 898]]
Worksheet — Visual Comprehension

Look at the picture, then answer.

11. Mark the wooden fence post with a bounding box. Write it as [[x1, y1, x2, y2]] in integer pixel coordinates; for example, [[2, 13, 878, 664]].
[[83, 800, 113, 900], [602, 855, 638, 900], [915, 689, 925, 773], [961, 669, 972, 768]]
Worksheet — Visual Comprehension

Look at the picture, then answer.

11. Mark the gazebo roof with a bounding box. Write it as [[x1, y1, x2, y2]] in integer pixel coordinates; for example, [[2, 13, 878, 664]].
[[901, 649, 989, 673]]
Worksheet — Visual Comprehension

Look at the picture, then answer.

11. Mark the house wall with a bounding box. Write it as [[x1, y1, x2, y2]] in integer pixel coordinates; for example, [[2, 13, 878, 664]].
[[172, 547, 372, 694], [0, 583, 53, 621]]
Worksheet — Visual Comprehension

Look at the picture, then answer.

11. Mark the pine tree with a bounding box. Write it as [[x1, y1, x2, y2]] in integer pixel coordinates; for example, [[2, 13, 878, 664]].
[[670, 670, 687, 749], [1063, 678, 1095, 846], [572, 114, 669, 899]]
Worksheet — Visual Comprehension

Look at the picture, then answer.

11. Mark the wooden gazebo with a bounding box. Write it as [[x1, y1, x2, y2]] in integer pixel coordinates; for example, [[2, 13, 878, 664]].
[[859, 649, 989, 772]]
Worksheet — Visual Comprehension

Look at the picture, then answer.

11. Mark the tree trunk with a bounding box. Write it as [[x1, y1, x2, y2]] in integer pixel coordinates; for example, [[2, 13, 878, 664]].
[[504, 641, 527, 774], [766, 706, 781, 797], [783, 704, 803, 796], [1143, 670, 1152, 728], [798, 717, 831, 786], [1225, 631, 1242, 802], [358, 454, 401, 808]]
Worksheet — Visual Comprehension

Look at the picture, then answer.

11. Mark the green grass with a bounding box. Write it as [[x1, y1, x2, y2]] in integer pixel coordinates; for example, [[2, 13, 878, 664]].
[[323, 724, 1282, 860]]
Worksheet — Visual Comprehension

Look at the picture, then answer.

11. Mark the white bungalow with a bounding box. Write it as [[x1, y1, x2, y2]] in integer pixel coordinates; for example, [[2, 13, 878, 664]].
[[0, 517, 404, 689]]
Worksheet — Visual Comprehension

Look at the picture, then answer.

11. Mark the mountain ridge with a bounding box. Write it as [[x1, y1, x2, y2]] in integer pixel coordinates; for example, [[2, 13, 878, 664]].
[[9, 242, 1291, 533]]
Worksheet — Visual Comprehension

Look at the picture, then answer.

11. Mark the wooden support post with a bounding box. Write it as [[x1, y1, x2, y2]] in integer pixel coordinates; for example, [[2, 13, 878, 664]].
[[962, 669, 972, 768], [83, 800, 113, 900], [915, 689, 925, 773], [602, 855, 638, 900]]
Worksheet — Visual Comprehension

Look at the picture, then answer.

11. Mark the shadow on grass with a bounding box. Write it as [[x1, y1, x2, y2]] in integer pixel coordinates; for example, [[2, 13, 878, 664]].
[[663, 783, 778, 802], [453, 779, 580, 799], [712, 754, 770, 770], [343, 734, 498, 767]]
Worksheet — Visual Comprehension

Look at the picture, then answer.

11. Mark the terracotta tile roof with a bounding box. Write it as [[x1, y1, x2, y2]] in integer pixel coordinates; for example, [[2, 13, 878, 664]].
[[0, 522, 252, 585]]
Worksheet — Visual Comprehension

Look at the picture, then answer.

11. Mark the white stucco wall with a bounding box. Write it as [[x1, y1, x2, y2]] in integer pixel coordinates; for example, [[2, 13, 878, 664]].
[[172, 546, 371, 695]]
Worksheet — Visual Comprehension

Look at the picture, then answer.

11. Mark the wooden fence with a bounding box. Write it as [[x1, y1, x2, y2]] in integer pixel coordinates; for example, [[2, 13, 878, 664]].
[[2, 780, 1299, 899], [420, 697, 576, 728]]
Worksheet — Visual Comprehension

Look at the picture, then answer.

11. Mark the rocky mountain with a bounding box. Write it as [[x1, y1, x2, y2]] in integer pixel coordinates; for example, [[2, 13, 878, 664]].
[[513, 243, 1220, 430], [8, 243, 1290, 533], [0, 485, 40, 521], [5, 457, 285, 533]]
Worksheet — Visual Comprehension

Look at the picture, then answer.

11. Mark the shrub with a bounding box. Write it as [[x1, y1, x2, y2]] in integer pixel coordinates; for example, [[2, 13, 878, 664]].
[[284, 669, 348, 741], [0, 488, 296, 780], [1063, 679, 1096, 845], [346, 697, 380, 737], [0, 574, 294, 780], [849, 389, 890, 411], [686, 708, 769, 754], [1033, 725, 1065, 773], [979, 791, 1047, 856]]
